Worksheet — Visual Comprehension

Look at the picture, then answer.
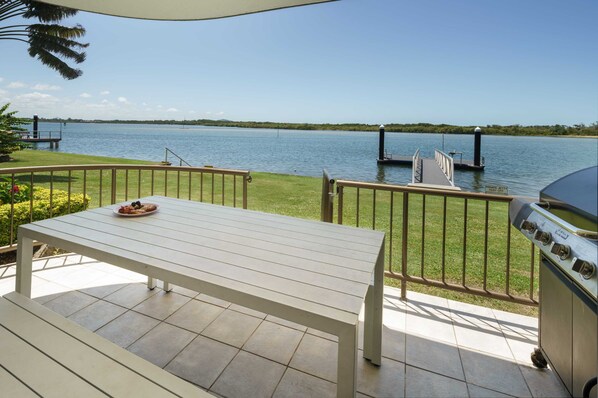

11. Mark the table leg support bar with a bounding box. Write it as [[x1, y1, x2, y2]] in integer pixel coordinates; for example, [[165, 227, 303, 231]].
[[16, 235, 33, 298], [363, 240, 384, 365], [337, 323, 358, 398]]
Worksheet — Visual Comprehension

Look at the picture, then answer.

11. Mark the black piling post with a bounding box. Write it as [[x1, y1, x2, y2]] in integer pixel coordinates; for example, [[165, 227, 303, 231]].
[[474, 126, 482, 166], [378, 124, 385, 160], [33, 114, 39, 139]]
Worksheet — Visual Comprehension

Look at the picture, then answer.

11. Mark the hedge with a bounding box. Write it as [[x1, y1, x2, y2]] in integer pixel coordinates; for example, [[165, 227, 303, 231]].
[[0, 188, 89, 247]]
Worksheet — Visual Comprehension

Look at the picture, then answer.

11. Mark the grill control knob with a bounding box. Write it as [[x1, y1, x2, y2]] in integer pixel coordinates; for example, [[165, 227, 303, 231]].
[[521, 220, 537, 233], [550, 243, 571, 260], [534, 230, 552, 246], [571, 258, 596, 280]]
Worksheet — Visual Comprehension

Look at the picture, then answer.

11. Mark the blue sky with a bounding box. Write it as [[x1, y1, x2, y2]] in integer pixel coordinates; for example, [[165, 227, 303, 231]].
[[1, 0, 597, 125]]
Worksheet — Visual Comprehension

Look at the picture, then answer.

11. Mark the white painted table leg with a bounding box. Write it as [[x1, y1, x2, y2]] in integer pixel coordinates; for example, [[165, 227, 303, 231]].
[[147, 276, 157, 290], [363, 239, 384, 365], [337, 323, 358, 398], [16, 234, 33, 298], [162, 281, 172, 292]]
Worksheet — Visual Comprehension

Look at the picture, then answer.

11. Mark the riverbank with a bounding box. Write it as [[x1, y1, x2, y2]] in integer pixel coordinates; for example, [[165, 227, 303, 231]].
[[39, 118, 598, 137]]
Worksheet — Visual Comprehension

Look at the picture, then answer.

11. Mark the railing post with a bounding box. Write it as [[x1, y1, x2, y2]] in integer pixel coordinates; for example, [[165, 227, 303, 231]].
[[337, 185, 344, 224], [110, 168, 117, 204], [321, 169, 335, 222], [242, 174, 249, 209], [401, 191, 409, 299]]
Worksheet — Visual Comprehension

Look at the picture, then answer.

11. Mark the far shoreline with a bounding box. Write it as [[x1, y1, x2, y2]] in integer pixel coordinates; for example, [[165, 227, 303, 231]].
[[38, 119, 598, 138]]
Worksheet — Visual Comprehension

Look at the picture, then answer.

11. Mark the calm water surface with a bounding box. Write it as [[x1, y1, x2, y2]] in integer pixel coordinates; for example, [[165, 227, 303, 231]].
[[34, 122, 598, 197]]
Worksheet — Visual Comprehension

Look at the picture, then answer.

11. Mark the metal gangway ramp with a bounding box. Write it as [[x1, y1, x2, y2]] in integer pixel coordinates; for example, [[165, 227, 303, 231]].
[[409, 149, 461, 190]]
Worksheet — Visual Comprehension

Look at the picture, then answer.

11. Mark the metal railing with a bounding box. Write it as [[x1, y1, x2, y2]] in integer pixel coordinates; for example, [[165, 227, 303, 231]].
[[164, 147, 192, 167], [0, 164, 251, 252], [411, 149, 421, 184], [320, 169, 335, 222], [18, 130, 62, 140], [325, 178, 538, 306], [434, 149, 455, 186]]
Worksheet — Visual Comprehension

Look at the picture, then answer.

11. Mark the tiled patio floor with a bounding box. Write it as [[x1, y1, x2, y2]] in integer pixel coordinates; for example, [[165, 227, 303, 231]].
[[0, 254, 571, 398]]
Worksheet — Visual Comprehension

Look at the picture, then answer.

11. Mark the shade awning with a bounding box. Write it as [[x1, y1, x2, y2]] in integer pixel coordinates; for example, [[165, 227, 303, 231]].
[[36, 0, 335, 20]]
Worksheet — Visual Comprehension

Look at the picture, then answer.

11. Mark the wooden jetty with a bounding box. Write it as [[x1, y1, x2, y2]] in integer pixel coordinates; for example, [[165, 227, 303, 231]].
[[376, 125, 485, 171], [407, 149, 461, 190], [19, 131, 62, 149], [377, 153, 484, 170], [19, 115, 62, 149]]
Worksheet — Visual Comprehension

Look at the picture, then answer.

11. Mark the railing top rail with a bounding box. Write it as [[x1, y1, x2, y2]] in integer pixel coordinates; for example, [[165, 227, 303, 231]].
[[336, 179, 513, 202], [0, 164, 251, 176]]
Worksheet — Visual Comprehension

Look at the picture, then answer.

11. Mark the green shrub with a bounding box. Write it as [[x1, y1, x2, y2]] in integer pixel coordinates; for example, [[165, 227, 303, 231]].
[[0, 187, 89, 247]]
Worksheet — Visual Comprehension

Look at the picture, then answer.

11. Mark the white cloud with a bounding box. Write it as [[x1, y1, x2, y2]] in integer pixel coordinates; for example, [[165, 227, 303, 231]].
[[15, 92, 57, 102], [0, 77, 4, 82], [80, 92, 92, 98], [100, 90, 110, 95], [188, 110, 196, 114], [141, 102, 147, 106], [166, 107, 178, 113], [101, 99, 109, 104], [31, 84, 61, 91], [7, 81, 26, 89], [117, 96, 128, 103]]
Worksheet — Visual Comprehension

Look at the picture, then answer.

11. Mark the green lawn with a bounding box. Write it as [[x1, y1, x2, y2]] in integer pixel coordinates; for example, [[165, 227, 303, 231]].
[[2, 149, 538, 315]]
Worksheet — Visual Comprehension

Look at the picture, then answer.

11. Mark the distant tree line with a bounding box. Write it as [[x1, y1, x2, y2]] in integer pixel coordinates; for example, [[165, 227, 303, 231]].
[[39, 118, 598, 137]]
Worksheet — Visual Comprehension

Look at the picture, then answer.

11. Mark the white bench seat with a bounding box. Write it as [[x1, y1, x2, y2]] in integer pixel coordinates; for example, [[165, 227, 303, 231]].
[[0, 292, 211, 398]]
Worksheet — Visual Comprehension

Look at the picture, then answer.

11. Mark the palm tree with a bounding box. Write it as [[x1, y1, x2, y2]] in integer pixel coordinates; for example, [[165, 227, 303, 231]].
[[0, 0, 88, 79]]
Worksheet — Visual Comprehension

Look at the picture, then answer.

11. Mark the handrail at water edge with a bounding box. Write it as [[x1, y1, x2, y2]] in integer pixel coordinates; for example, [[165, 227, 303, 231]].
[[331, 178, 538, 306], [0, 164, 251, 177], [411, 148, 421, 184], [434, 149, 455, 186], [335, 179, 513, 202]]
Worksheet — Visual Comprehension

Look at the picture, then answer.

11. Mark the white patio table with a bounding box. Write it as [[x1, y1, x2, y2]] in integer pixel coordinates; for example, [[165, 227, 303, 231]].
[[16, 196, 385, 397]]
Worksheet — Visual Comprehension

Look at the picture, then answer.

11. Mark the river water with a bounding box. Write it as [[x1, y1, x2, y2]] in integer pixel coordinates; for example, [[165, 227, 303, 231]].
[[33, 122, 597, 197]]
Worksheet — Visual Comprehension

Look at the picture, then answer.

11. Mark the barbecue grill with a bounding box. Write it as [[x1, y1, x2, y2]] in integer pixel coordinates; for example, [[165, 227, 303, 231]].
[[510, 165, 597, 398]]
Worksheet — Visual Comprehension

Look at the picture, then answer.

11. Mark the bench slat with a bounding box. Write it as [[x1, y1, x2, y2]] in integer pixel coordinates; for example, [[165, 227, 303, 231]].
[[0, 363, 49, 397], [0, 324, 107, 397], [2, 293, 209, 397]]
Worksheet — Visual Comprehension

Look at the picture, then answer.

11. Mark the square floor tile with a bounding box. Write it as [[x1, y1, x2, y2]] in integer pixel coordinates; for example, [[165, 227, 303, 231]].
[[68, 299, 127, 331], [265, 315, 308, 332], [519, 365, 570, 398], [133, 291, 191, 320], [406, 334, 464, 380], [95, 310, 160, 348], [165, 335, 238, 389], [229, 303, 267, 319], [454, 325, 513, 359], [127, 322, 196, 368], [273, 368, 336, 398], [43, 290, 97, 317], [211, 351, 285, 398], [165, 299, 224, 333], [289, 334, 337, 382], [201, 310, 262, 348], [243, 321, 304, 365], [103, 283, 159, 308], [460, 348, 531, 397], [78, 281, 128, 299], [358, 355, 405, 398], [405, 365, 468, 398], [468, 383, 515, 397], [197, 294, 230, 308]]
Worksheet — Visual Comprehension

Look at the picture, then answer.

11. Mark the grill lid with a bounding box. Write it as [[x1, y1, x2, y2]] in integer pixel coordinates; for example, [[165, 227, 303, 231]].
[[540, 166, 598, 231]]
